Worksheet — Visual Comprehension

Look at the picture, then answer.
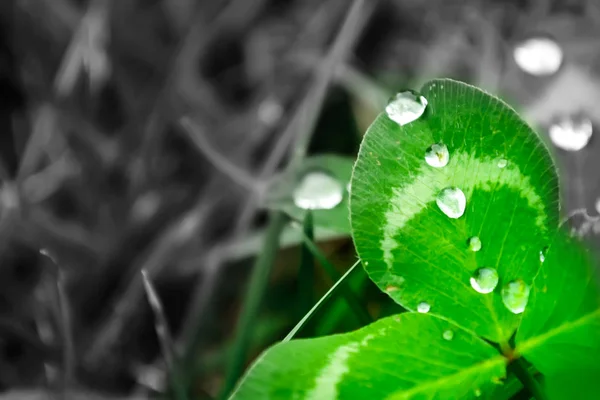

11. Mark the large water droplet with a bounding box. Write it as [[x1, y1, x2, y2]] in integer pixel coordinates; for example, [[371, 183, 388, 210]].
[[442, 330, 454, 341], [385, 90, 428, 126], [293, 171, 344, 210], [513, 36, 563, 76], [470, 268, 499, 294], [424, 143, 449, 168], [501, 280, 531, 314], [417, 302, 430, 313], [549, 114, 593, 152], [467, 236, 482, 252], [436, 187, 466, 219]]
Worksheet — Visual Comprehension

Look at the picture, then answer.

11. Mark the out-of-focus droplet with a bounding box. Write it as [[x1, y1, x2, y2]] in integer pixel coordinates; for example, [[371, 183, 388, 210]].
[[417, 302, 430, 313], [497, 158, 507, 168], [513, 36, 563, 76], [549, 114, 593, 152], [425, 143, 450, 168], [385, 90, 428, 126], [258, 98, 284, 126], [293, 171, 344, 210], [436, 187, 466, 219]]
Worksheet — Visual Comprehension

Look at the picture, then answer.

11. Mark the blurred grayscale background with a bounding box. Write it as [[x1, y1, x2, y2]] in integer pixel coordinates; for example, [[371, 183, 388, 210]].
[[0, 0, 599, 398]]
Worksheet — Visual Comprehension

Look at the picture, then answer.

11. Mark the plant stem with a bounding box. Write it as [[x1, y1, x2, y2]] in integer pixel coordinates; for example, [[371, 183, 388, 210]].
[[299, 231, 372, 326], [284, 259, 362, 342], [219, 211, 288, 399], [509, 358, 548, 400], [297, 212, 315, 320]]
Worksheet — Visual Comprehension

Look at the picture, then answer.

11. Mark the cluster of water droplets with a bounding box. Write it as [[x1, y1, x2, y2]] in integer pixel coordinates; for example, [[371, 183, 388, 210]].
[[383, 88, 541, 316], [293, 170, 344, 210]]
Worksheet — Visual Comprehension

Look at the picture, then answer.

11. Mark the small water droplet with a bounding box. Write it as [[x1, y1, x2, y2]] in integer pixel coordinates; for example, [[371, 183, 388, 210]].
[[442, 330, 453, 341], [436, 187, 466, 219], [293, 171, 343, 210], [467, 236, 482, 252], [539, 246, 548, 262], [417, 302, 430, 313], [513, 36, 563, 76], [549, 114, 593, 152], [474, 388, 482, 397], [385, 90, 428, 126], [385, 285, 399, 293], [470, 268, 499, 294], [346, 182, 351, 193], [424, 143, 449, 168], [501, 279, 531, 314], [596, 198, 600, 215], [497, 158, 507, 168]]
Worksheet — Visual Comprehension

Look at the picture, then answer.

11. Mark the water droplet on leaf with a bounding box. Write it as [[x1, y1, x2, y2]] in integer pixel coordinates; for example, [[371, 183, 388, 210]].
[[424, 143, 449, 168], [417, 302, 430, 313], [467, 236, 482, 252], [385, 90, 428, 126], [442, 330, 453, 341], [385, 285, 399, 293], [539, 246, 548, 262], [474, 388, 482, 397], [501, 279, 531, 314], [293, 171, 343, 210], [470, 268, 499, 294], [513, 36, 563, 76], [436, 187, 466, 219], [549, 114, 593, 152], [497, 158, 507, 168]]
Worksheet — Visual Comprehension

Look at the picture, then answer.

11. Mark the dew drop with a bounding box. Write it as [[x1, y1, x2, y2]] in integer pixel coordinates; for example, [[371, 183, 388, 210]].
[[436, 187, 466, 219], [549, 114, 593, 152], [346, 182, 351, 194], [474, 388, 482, 397], [470, 268, 499, 294], [501, 279, 531, 314], [424, 143, 449, 168], [497, 158, 507, 168], [539, 246, 548, 263], [293, 171, 343, 210], [442, 330, 454, 341], [417, 302, 430, 313], [467, 236, 482, 252], [513, 36, 563, 76], [596, 198, 600, 215], [385, 90, 428, 126]]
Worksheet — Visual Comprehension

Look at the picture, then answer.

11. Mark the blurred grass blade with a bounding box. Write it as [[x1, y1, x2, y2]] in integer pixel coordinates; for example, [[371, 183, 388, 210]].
[[297, 211, 315, 319], [220, 212, 288, 399], [299, 230, 372, 326], [141, 270, 188, 400], [284, 259, 361, 342]]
